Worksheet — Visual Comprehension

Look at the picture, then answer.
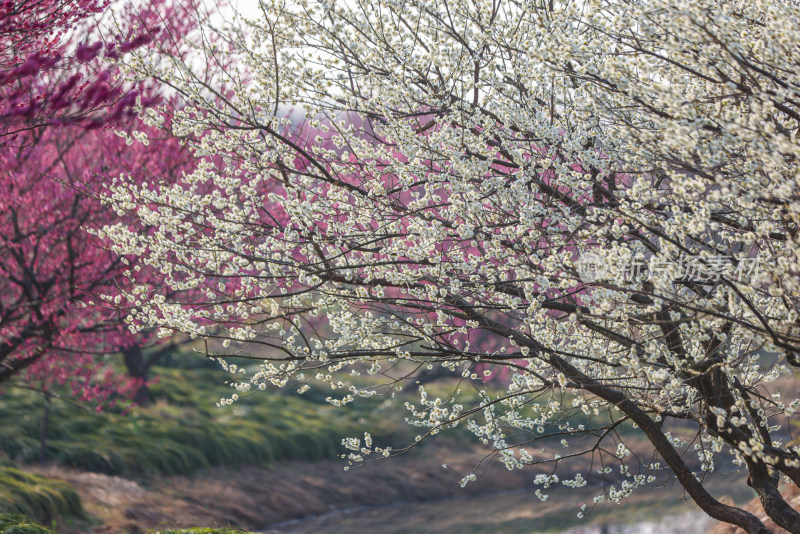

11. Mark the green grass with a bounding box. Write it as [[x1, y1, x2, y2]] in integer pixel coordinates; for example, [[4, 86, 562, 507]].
[[0, 514, 252, 534], [0, 467, 81, 526], [0, 513, 55, 534], [0, 361, 622, 481], [0, 367, 415, 478]]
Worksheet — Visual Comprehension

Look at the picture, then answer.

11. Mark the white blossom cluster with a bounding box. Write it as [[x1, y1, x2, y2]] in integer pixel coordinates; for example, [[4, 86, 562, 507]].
[[105, 0, 800, 529]]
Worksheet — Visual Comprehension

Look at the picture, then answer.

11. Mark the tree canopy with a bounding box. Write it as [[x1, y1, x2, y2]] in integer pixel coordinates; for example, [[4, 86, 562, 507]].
[[105, 1, 800, 532], [0, 0, 198, 402]]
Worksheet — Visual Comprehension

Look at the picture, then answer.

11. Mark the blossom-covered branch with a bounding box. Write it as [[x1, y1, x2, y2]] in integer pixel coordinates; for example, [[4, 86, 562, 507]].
[[107, 1, 800, 531]]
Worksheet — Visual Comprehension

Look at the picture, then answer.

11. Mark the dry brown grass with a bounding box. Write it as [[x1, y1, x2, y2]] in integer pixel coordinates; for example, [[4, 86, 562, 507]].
[[29, 435, 753, 533], [39, 442, 537, 533]]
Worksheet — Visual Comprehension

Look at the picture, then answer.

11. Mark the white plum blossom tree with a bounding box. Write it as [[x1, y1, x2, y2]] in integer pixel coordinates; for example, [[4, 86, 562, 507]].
[[103, 0, 800, 531]]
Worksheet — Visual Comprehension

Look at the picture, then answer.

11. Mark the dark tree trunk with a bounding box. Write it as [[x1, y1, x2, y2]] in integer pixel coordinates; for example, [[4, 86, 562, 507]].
[[39, 390, 51, 466], [123, 347, 154, 405], [122, 342, 180, 405], [747, 463, 800, 534], [544, 352, 772, 534]]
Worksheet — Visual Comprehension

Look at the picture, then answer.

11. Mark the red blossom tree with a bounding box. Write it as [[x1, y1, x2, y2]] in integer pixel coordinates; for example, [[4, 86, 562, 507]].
[[0, 0, 170, 141], [0, 121, 195, 400], [0, 0, 201, 404]]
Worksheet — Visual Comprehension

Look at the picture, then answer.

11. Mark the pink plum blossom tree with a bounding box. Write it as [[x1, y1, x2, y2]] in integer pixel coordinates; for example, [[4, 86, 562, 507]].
[[0, 0, 199, 403]]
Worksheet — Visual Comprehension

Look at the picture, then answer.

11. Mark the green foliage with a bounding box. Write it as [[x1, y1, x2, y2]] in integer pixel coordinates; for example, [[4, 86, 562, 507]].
[[0, 467, 81, 526], [0, 364, 625, 482], [0, 367, 414, 477], [0, 514, 55, 534]]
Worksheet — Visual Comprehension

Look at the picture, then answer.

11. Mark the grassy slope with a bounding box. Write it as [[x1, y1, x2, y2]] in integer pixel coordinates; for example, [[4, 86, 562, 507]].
[[0, 364, 415, 530], [0, 357, 631, 479], [0, 513, 251, 534], [0, 513, 56, 534], [0, 367, 414, 478], [0, 463, 81, 526], [0, 361, 640, 532]]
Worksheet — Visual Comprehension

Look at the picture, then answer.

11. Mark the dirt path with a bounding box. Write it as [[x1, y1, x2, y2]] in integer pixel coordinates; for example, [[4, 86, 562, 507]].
[[263, 488, 719, 534], [38, 440, 754, 534], [43, 443, 535, 533]]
